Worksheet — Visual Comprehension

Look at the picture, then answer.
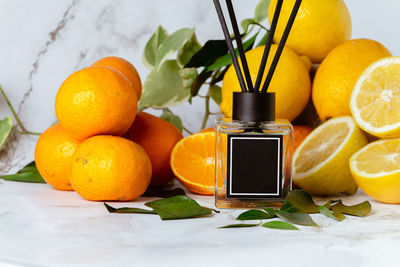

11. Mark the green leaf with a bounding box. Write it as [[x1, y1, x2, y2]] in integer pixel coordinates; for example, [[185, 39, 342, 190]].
[[331, 200, 371, 217], [262, 221, 299, 230], [318, 206, 345, 221], [282, 190, 319, 213], [177, 33, 202, 68], [256, 31, 269, 47], [139, 60, 190, 109], [208, 85, 222, 105], [236, 209, 275, 220], [0, 161, 46, 183], [206, 32, 258, 71], [184, 40, 228, 68], [159, 109, 183, 132], [142, 187, 186, 198], [271, 209, 318, 226], [155, 28, 195, 68], [254, 0, 271, 22], [179, 68, 198, 90], [190, 70, 213, 98], [219, 222, 261, 228], [145, 195, 213, 220], [241, 19, 268, 33], [0, 116, 12, 151], [143, 26, 169, 69], [104, 203, 157, 214]]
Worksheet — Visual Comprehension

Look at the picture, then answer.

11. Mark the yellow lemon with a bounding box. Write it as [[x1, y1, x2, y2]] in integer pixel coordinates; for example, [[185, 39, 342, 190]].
[[350, 57, 400, 138], [220, 45, 311, 121], [293, 116, 368, 195], [312, 39, 392, 121], [350, 139, 400, 204], [269, 0, 352, 63]]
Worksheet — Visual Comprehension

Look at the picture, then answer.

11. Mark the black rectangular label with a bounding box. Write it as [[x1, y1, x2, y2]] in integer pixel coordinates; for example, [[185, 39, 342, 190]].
[[226, 134, 283, 199]]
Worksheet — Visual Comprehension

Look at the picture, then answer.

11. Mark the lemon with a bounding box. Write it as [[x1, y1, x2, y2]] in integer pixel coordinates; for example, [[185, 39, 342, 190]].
[[350, 57, 400, 138], [268, 0, 351, 63], [293, 116, 368, 195], [312, 39, 392, 121], [220, 45, 311, 121], [350, 139, 400, 204]]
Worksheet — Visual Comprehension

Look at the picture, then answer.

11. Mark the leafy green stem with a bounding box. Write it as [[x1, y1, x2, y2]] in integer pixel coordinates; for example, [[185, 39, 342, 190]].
[[182, 125, 194, 135], [0, 84, 41, 136], [200, 93, 211, 130]]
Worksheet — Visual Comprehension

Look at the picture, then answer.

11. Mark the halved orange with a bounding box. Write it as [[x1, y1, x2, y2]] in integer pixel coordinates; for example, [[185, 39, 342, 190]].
[[170, 132, 217, 195]]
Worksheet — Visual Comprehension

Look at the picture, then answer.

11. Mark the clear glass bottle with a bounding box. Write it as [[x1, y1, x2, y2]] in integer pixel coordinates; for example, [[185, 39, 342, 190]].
[[215, 117, 293, 209]]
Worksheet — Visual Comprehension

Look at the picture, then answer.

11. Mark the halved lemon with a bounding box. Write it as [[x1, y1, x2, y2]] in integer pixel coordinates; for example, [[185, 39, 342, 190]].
[[293, 116, 368, 195], [350, 139, 400, 203], [170, 132, 216, 195], [350, 57, 400, 138]]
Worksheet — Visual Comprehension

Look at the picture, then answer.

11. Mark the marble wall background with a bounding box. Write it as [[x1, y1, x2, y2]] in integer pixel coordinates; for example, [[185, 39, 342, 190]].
[[0, 0, 399, 173]]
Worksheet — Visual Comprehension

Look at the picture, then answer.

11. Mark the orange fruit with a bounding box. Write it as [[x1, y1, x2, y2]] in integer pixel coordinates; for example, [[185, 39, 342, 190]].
[[124, 112, 183, 187], [92, 56, 142, 99], [293, 125, 313, 151], [170, 132, 216, 195], [70, 135, 151, 201], [55, 67, 137, 140], [312, 39, 392, 121], [34, 124, 80, 191]]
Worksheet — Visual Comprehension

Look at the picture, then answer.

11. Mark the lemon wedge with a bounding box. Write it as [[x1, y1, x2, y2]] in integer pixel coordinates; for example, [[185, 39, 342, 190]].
[[350, 57, 400, 138], [293, 116, 368, 195]]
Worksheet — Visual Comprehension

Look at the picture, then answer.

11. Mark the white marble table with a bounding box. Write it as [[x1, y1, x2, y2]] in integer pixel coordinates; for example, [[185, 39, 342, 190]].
[[0, 180, 399, 267]]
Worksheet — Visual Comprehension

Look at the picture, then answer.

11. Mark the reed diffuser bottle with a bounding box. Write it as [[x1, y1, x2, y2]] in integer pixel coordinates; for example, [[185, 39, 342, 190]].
[[213, 0, 301, 208]]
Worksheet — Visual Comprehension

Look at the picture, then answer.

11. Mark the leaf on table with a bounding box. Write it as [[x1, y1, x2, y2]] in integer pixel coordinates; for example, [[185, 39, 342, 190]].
[[281, 190, 319, 213], [179, 68, 198, 90], [331, 200, 371, 217], [219, 222, 261, 229], [236, 209, 275, 220], [159, 109, 183, 132], [318, 206, 345, 221], [184, 39, 227, 68], [143, 25, 169, 69], [206, 32, 259, 72], [155, 28, 195, 68], [0, 116, 13, 151], [145, 195, 214, 220], [139, 60, 190, 109], [0, 161, 46, 183], [262, 221, 299, 230], [271, 209, 318, 226], [177, 33, 202, 68], [142, 186, 186, 198], [104, 203, 157, 214], [208, 85, 222, 105]]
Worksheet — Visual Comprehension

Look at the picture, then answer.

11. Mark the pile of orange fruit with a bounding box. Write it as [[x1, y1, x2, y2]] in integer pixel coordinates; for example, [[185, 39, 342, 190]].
[[35, 56, 183, 201]]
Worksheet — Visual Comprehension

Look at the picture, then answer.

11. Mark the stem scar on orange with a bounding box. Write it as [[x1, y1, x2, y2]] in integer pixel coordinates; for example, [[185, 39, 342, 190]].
[[70, 135, 152, 201], [55, 66, 137, 141], [124, 112, 183, 187], [34, 124, 80, 191]]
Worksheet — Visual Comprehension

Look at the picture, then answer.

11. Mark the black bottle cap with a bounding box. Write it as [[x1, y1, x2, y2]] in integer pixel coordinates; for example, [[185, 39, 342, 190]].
[[232, 92, 275, 122]]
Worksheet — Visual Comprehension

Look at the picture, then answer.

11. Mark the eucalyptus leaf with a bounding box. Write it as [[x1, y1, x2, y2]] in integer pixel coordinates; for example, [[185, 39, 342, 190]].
[[143, 26, 169, 69], [208, 85, 222, 105], [0, 116, 12, 151], [318, 206, 345, 221], [142, 186, 186, 198], [104, 203, 157, 214], [236, 209, 275, 220], [254, 0, 271, 22], [177, 33, 202, 68], [282, 190, 319, 213], [184, 39, 227, 68], [159, 109, 183, 132], [206, 32, 259, 71], [145, 195, 213, 220], [140, 60, 190, 109], [219, 223, 261, 228], [262, 221, 299, 230], [272, 209, 318, 226], [0, 161, 45, 183], [331, 200, 371, 217], [179, 68, 198, 90], [155, 28, 195, 68]]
